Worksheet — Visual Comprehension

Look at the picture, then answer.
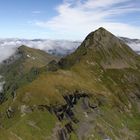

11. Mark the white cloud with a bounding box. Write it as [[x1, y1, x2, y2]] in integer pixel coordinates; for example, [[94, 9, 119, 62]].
[[0, 39, 19, 63], [124, 39, 140, 52], [0, 39, 81, 63], [35, 0, 140, 40], [83, 0, 130, 9]]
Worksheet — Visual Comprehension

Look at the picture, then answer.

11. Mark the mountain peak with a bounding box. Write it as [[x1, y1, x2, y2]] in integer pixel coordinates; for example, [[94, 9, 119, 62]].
[[84, 27, 118, 48], [18, 45, 30, 51], [95, 27, 108, 32], [94, 27, 113, 36], [60, 27, 138, 69], [18, 45, 37, 53], [89, 27, 111, 35]]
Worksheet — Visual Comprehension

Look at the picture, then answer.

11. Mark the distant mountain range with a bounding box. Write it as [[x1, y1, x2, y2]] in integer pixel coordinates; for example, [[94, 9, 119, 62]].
[[0, 37, 139, 63]]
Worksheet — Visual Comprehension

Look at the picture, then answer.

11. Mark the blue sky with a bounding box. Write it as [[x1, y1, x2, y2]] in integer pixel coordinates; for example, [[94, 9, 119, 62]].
[[0, 0, 140, 40]]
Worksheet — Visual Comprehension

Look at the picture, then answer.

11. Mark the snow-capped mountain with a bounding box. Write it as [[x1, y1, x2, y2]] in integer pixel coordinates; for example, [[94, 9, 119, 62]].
[[0, 37, 139, 63]]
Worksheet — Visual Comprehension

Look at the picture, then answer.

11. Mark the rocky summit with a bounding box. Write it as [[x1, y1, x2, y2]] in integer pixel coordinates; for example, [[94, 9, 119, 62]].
[[0, 27, 140, 140]]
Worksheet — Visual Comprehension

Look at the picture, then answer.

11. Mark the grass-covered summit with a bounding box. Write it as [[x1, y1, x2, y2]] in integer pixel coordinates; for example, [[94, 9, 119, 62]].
[[0, 28, 140, 140]]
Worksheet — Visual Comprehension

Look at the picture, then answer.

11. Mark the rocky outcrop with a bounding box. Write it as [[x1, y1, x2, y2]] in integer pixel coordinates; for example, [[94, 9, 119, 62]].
[[48, 91, 96, 122], [6, 106, 14, 118]]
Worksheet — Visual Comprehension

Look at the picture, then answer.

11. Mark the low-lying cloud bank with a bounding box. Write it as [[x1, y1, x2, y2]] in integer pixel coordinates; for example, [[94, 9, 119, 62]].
[[0, 39, 81, 63], [0, 37, 139, 63], [120, 37, 140, 54]]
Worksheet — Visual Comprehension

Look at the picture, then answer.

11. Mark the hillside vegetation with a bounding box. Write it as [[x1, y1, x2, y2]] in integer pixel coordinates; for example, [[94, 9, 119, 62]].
[[0, 28, 140, 140]]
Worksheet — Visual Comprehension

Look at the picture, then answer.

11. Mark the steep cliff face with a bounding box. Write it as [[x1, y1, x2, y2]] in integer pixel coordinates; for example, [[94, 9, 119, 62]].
[[0, 28, 140, 140]]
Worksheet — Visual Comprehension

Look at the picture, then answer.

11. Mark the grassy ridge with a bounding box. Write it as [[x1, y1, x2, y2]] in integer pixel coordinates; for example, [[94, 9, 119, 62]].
[[0, 28, 140, 140]]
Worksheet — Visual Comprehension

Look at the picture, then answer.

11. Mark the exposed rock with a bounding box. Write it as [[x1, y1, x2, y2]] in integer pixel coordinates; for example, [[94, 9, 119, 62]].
[[6, 106, 14, 118], [20, 105, 33, 116]]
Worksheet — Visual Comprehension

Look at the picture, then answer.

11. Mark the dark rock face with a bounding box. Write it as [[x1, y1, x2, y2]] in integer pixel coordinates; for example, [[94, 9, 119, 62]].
[[35, 91, 98, 140], [0, 90, 6, 103], [58, 127, 69, 140], [36, 91, 92, 117], [55, 92, 99, 140], [57, 122, 74, 140], [52, 92, 89, 122]]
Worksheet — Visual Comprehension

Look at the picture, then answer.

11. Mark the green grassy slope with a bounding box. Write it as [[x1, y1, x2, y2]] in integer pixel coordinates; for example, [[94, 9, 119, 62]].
[[0, 45, 59, 102], [0, 28, 140, 140]]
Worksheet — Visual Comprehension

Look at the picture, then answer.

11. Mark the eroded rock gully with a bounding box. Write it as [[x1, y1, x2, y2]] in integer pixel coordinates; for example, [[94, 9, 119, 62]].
[[37, 91, 98, 140]]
